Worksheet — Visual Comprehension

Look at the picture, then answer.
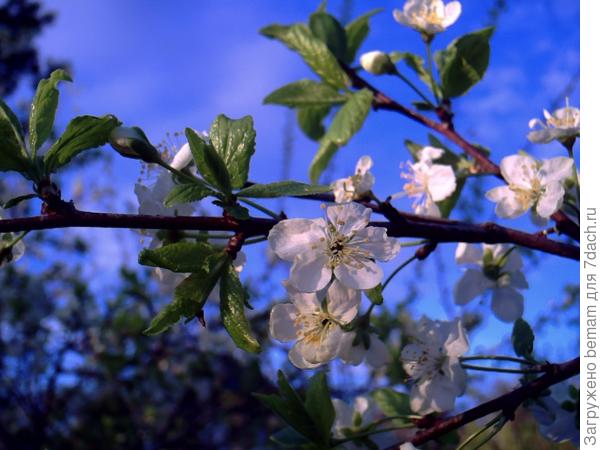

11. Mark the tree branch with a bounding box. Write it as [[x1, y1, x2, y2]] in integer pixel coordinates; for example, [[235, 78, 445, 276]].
[[0, 208, 579, 260], [384, 356, 579, 449], [342, 65, 580, 242]]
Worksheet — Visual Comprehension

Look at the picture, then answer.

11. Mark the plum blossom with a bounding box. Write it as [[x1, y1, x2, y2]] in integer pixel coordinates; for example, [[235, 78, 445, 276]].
[[393, 0, 462, 36], [528, 99, 580, 145], [268, 203, 401, 292], [528, 384, 579, 445], [269, 280, 360, 369], [401, 317, 469, 414], [338, 330, 391, 368], [332, 156, 375, 203], [485, 154, 573, 219], [169, 143, 193, 171], [399, 444, 420, 450], [395, 146, 456, 217], [332, 396, 376, 439], [454, 243, 528, 323]]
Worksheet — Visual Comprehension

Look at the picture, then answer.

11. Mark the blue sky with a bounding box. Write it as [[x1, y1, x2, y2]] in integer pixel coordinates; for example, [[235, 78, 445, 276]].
[[7, 0, 580, 369]]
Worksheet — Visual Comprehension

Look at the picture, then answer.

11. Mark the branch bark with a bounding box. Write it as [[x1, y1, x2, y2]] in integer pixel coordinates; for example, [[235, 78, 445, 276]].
[[0, 209, 579, 260], [384, 356, 579, 449]]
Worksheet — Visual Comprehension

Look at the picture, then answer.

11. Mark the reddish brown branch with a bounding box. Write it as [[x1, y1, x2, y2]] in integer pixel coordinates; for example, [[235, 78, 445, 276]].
[[0, 209, 579, 260], [342, 66, 579, 242], [384, 356, 580, 449]]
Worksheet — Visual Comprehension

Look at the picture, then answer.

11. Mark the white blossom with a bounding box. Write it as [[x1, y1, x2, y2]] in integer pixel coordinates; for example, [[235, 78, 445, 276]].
[[268, 203, 401, 292], [528, 99, 580, 144], [269, 280, 360, 369], [454, 243, 528, 323], [332, 156, 375, 203], [393, 0, 462, 36], [401, 317, 469, 415], [395, 147, 456, 217], [338, 330, 391, 368], [528, 384, 579, 445], [360, 51, 394, 75], [399, 444, 420, 450], [485, 154, 573, 219], [332, 396, 376, 440]]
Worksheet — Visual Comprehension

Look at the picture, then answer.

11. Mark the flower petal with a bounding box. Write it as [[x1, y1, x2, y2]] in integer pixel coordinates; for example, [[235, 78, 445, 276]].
[[443, 1, 462, 28], [444, 319, 469, 357], [335, 258, 382, 290], [268, 218, 325, 261], [269, 303, 298, 342], [455, 242, 483, 266], [366, 335, 391, 368], [353, 227, 401, 261], [338, 331, 365, 366], [289, 343, 322, 369], [536, 182, 565, 219], [540, 157, 573, 184], [453, 269, 489, 305], [499, 154, 537, 187], [427, 164, 456, 202], [491, 287, 524, 322], [327, 203, 371, 235], [289, 253, 332, 292], [326, 280, 361, 324]]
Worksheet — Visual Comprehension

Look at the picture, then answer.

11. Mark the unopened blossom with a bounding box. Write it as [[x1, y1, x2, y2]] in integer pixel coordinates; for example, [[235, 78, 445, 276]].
[[338, 330, 391, 368], [528, 99, 580, 145], [332, 396, 376, 438], [396, 147, 456, 217], [268, 203, 401, 292], [485, 154, 573, 219], [0, 229, 25, 267], [360, 51, 394, 75], [393, 0, 462, 36], [401, 317, 469, 414], [332, 156, 375, 203], [170, 143, 193, 171], [454, 243, 528, 322], [269, 280, 360, 369]]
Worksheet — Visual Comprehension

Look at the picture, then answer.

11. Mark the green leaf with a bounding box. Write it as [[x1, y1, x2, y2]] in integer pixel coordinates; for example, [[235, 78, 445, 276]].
[[264, 80, 347, 107], [512, 318, 534, 358], [309, 12, 348, 62], [238, 181, 331, 198], [209, 115, 256, 189], [216, 202, 250, 220], [185, 127, 232, 194], [139, 242, 218, 272], [270, 427, 312, 448], [261, 23, 350, 89], [1, 194, 37, 209], [0, 99, 30, 174], [345, 8, 383, 63], [29, 69, 72, 153], [144, 253, 228, 335], [309, 89, 373, 182], [297, 105, 331, 141], [220, 262, 260, 353], [164, 183, 215, 207], [372, 388, 412, 419], [366, 284, 384, 305], [436, 27, 494, 98], [43, 114, 121, 172], [304, 372, 335, 442]]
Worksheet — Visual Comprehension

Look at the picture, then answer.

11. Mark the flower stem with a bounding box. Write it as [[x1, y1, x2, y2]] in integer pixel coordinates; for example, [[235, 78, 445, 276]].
[[392, 69, 435, 107], [238, 198, 280, 220], [156, 159, 213, 190], [456, 412, 507, 450], [400, 239, 429, 248], [459, 355, 538, 366], [382, 255, 418, 291], [460, 363, 546, 374], [244, 236, 268, 245], [335, 424, 415, 444], [425, 41, 440, 105]]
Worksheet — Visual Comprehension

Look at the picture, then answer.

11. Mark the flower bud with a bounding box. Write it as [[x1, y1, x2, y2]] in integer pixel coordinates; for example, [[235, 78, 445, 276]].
[[109, 126, 162, 164], [359, 51, 394, 75], [170, 143, 193, 170]]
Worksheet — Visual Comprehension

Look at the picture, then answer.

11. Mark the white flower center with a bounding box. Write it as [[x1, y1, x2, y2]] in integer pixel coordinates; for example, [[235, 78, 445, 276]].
[[547, 107, 578, 129], [405, 344, 447, 382]]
